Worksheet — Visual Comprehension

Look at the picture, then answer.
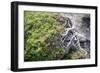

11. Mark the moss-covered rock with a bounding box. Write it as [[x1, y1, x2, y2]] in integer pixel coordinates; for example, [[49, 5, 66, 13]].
[[64, 48, 87, 59]]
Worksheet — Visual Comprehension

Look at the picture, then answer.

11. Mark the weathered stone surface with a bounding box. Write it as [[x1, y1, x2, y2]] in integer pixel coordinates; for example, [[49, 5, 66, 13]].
[[50, 13, 90, 59]]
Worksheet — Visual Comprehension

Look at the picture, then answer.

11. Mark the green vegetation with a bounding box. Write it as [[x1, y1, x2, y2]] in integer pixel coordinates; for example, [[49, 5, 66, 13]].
[[64, 48, 87, 59], [24, 11, 87, 61], [24, 11, 65, 61]]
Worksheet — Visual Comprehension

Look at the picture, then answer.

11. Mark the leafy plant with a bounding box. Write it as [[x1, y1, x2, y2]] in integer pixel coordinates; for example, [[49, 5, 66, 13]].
[[24, 11, 65, 61]]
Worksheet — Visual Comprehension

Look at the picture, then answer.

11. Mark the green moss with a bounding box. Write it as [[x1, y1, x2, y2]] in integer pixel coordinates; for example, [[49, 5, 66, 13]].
[[64, 48, 87, 59], [24, 11, 65, 61]]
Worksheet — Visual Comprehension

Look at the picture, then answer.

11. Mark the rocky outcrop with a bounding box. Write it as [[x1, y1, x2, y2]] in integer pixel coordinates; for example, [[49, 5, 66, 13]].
[[48, 13, 90, 59]]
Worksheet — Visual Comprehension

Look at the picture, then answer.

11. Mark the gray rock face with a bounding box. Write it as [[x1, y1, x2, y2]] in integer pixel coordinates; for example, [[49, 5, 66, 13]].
[[60, 13, 90, 58], [47, 13, 90, 59], [62, 29, 81, 53]]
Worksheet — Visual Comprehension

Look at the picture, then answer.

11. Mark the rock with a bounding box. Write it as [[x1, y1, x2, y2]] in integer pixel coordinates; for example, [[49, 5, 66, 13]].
[[65, 48, 87, 59], [46, 13, 89, 59], [58, 14, 73, 28], [64, 17, 73, 28], [62, 29, 82, 54]]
